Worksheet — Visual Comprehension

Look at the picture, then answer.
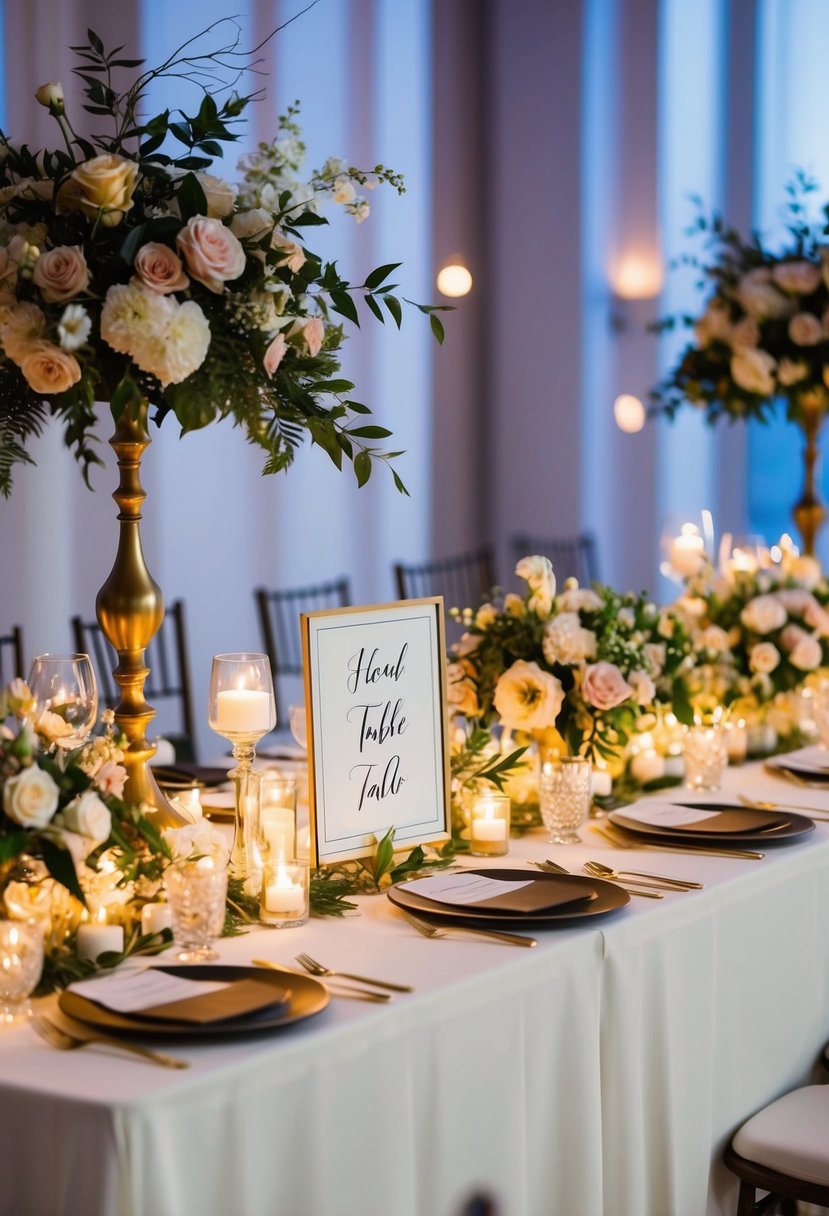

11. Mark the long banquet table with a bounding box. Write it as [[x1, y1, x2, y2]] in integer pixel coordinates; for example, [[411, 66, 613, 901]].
[[3, 760, 829, 1216]]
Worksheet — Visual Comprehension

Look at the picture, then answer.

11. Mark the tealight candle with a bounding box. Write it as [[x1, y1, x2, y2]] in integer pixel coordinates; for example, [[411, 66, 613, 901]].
[[260, 861, 309, 927], [140, 903, 173, 936], [469, 793, 510, 856], [260, 806, 295, 859], [214, 688, 272, 736]]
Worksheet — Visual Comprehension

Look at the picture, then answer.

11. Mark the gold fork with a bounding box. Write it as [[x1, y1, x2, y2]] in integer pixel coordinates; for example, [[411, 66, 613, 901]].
[[251, 958, 391, 1002], [31, 1015, 188, 1069], [294, 952, 413, 993], [399, 908, 537, 947], [532, 858, 663, 899], [738, 793, 829, 820], [583, 859, 700, 892]]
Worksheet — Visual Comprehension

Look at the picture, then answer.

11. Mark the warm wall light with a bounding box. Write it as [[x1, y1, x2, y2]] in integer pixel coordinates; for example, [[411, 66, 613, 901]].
[[436, 261, 473, 298], [608, 250, 664, 300], [613, 393, 645, 433]]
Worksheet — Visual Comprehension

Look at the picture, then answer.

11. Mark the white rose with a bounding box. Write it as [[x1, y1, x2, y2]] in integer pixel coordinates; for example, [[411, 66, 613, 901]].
[[699, 625, 731, 653], [515, 555, 556, 617], [34, 81, 64, 111], [730, 348, 776, 396], [60, 790, 112, 843], [735, 267, 791, 320], [556, 587, 602, 613], [3, 764, 60, 828], [645, 642, 666, 674], [492, 660, 564, 731], [788, 312, 824, 346], [627, 669, 656, 706], [789, 633, 823, 671], [741, 594, 788, 634], [749, 642, 780, 674]]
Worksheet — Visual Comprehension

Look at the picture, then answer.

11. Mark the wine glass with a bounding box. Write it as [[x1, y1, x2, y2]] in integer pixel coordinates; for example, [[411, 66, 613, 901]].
[[288, 704, 307, 751], [208, 653, 276, 881], [27, 654, 98, 751]]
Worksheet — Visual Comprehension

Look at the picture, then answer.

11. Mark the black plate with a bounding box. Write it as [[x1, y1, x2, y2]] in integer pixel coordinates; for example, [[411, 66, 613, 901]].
[[59, 964, 329, 1037], [608, 807, 815, 845], [387, 868, 629, 926]]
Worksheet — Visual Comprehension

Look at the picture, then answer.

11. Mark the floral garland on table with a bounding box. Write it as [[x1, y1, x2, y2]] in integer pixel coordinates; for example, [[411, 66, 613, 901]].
[[0, 21, 447, 497], [446, 558, 691, 806], [651, 173, 829, 425], [666, 548, 829, 741]]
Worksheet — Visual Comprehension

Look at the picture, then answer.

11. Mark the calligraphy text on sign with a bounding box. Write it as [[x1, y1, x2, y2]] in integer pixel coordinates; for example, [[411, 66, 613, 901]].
[[346, 644, 410, 811]]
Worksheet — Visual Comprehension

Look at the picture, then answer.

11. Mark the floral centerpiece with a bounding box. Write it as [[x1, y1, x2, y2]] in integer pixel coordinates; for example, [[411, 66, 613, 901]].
[[447, 558, 689, 802], [0, 22, 444, 494], [651, 174, 829, 552], [666, 547, 829, 741]]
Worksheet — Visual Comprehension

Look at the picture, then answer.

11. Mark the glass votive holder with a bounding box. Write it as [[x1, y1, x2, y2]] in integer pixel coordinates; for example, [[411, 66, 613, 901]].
[[259, 774, 298, 861], [682, 722, 729, 790], [164, 856, 228, 962], [812, 682, 829, 748], [469, 792, 511, 856], [539, 756, 591, 844], [725, 718, 748, 765], [260, 860, 310, 927], [0, 920, 44, 1024]]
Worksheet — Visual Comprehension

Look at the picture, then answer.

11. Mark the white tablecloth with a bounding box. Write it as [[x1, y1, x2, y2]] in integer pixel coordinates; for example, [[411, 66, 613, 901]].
[[2, 761, 829, 1216]]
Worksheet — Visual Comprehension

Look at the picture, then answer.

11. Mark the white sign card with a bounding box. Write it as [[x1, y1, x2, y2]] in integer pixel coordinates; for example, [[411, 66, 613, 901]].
[[302, 598, 451, 865]]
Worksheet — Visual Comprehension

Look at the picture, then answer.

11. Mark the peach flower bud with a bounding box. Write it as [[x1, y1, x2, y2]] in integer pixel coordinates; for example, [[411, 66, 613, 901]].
[[32, 244, 89, 302], [264, 333, 287, 377], [133, 242, 189, 295], [176, 216, 246, 294]]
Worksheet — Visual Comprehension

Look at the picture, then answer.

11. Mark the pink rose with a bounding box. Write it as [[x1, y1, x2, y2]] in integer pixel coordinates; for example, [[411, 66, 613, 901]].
[[18, 340, 81, 394], [93, 759, 127, 800], [289, 316, 325, 357], [264, 333, 287, 377], [32, 244, 89, 302], [133, 242, 189, 294], [581, 661, 633, 711], [176, 216, 246, 294]]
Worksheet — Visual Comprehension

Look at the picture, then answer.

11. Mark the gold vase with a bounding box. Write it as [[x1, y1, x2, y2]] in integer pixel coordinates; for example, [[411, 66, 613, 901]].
[[96, 403, 186, 828], [793, 401, 827, 557]]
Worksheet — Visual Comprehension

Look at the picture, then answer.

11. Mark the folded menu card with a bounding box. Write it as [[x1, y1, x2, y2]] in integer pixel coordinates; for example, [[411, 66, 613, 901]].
[[401, 872, 595, 913], [68, 969, 290, 1024], [618, 802, 788, 834], [767, 746, 829, 775]]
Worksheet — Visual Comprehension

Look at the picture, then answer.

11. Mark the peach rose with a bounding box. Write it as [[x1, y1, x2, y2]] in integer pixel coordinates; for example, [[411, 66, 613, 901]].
[[288, 315, 325, 357], [32, 244, 89, 302], [19, 340, 82, 394], [196, 173, 236, 219], [264, 333, 287, 377], [133, 242, 189, 294], [788, 312, 824, 346], [581, 661, 633, 711], [67, 154, 138, 226], [271, 231, 306, 273], [176, 216, 246, 293]]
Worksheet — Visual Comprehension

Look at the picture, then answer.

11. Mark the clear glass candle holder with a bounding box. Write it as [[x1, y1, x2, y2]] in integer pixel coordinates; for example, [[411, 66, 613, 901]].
[[164, 857, 228, 962], [258, 774, 298, 863], [0, 920, 44, 1024], [812, 681, 829, 748], [469, 793, 511, 856], [260, 860, 309, 927], [540, 756, 591, 845], [683, 722, 728, 790]]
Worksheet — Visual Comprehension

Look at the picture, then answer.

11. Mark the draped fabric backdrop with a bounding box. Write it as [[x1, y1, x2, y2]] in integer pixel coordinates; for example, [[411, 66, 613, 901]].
[[1, 0, 828, 755]]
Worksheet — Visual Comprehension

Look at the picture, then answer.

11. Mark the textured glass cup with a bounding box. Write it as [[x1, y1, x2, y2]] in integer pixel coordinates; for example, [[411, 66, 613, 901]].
[[164, 858, 228, 962], [0, 920, 43, 1024], [539, 756, 591, 844], [683, 723, 728, 790], [260, 860, 309, 927]]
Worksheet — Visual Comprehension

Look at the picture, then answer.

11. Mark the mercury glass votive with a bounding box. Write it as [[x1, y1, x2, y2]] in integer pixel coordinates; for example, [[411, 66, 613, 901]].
[[0, 921, 43, 1024], [540, 756, 591, 844], [469, 793, 511, 856], [682, 722, 728, 790], [260, 860, 309, 927]]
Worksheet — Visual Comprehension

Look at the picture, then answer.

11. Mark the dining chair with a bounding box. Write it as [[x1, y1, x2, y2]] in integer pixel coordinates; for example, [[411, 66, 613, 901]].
[[255, 577, 352, 720], [393, 544, 497, 611], [0, 625, 24, 684], [71, 599, 197, 761], [511, 532, 599, 586], [723, 1085, 829, 1214]]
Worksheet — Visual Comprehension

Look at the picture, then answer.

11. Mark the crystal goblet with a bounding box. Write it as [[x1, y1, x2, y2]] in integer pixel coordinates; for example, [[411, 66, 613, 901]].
[[0, 921, 44, 1024], [27, 653, 98, 751], [164, 858, 228, 962]]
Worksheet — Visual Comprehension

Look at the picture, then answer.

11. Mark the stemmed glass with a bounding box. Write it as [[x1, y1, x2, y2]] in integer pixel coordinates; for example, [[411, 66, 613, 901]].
[[288, 704, 307, 751], [208, 653, 276, 881], [27, 654, 98, 753]]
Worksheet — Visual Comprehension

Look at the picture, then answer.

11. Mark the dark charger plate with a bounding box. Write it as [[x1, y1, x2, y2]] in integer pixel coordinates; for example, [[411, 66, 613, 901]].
[[59, 964, 329, 1038], [608, 806, 815, 846], [388, 867, 629, 926]]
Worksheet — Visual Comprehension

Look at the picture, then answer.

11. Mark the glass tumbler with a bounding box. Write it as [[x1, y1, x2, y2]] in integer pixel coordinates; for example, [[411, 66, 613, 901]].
[[164, 857, 228, 962], [0, 920, 44, 1024], [682, 722, 729, 790], [539, 756, 591, 845]]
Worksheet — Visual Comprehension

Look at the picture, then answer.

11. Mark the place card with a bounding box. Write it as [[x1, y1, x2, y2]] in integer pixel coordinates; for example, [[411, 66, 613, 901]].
[[620, 803, 723, 828], [69, 969, 229, 1014], [403, 873, 533, 906], [68, 969, 291, 1024], [401, 872, 596, 914]]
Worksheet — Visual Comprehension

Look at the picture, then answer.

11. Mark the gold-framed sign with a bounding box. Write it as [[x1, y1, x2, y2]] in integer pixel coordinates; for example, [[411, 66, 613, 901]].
[[301, 598, 451, 866]]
